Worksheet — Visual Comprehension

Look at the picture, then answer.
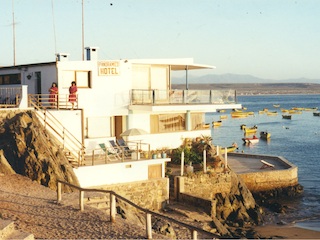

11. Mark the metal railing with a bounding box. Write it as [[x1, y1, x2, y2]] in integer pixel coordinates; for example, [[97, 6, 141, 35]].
[[57, 180, 218, 239], [0, 86, 22, 108], [130, 89, 237, 105]]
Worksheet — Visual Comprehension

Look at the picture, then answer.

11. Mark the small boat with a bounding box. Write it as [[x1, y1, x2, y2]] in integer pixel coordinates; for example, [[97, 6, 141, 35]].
[[288, 110, 302, 114], [273, 104, 280, 108], [267, 111, 278, 116], [217, 109, 226, 113], [260, 131, 271, 139], [231, 112, 249, 118], [220, 115, 228, 120], [282, 114, 292, 120], [243, 125, 258, 134], [292, 107, 305, 111], [242, 135, 259, 144], [202, 123, 210, 129], [218, 146, 238, 154], [313, 112, 320, 117], [281, 108, 289, 113], [212, 120, 222, 127], [258, 110, 266, 114]]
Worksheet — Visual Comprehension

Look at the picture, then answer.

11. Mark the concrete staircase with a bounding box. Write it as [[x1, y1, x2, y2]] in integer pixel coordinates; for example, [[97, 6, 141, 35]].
[[0, 219, 34, 240]]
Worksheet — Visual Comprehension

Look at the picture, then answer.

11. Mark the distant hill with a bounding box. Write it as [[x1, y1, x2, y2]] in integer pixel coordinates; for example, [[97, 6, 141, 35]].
[[172, 82, 320, 95], [172, 73, 320, 84]]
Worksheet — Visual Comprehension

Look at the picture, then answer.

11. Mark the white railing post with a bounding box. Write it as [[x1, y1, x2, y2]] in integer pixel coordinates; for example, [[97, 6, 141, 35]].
[[110, 194, 116, 223], [146, 213, 152, 239], [192, 230, 198, 240], [57, 181, 62, 202], [224, 148, 228, 169], [79, 190, 84, 211], [203, 150, 207, 173], [180, 151, 184, 176]]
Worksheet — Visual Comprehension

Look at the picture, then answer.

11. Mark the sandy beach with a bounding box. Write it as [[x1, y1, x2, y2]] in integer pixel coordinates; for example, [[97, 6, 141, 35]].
[[0, 173, 319, 239]]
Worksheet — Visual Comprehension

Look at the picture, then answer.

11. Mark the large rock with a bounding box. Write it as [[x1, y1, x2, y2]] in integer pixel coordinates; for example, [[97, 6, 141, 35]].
[[0, 110, 79, 192]]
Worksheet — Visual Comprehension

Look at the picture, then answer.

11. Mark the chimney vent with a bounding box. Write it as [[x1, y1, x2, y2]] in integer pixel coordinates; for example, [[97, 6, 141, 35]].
[[56, 53, 69, 62], [85, 47, 99, 61]]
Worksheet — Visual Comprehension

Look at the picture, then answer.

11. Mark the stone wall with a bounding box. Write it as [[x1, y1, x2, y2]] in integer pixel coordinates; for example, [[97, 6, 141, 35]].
[[94, 178, 169, 210], [176, 171, 231, 199]]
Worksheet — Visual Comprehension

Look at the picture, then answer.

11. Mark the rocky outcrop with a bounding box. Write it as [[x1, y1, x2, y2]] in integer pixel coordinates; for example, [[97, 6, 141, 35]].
[[0, 110, 79, 192], [213, 170, 263, 237]]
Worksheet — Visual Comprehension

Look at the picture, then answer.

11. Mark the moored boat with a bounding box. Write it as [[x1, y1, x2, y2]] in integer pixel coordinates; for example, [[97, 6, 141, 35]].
[[242, 135, 259, 144], [218, 145, 238, 154], [260, 131, 271, 139], [267, 111, 278, 116], [243, 125, 258, 134], [273, 104, 280, 108], [282, 114, 292, 120], [288, 110, 302, 114], [220, 115, 228, 120], [313, 112, 320, 117], [212, 120, 222, 127], [231, 112, 249, 118]]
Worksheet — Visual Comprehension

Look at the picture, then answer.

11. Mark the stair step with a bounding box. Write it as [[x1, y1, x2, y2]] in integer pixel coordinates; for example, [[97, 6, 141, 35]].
[[0, 219, 34, 240], [85, 196, 110, 209]]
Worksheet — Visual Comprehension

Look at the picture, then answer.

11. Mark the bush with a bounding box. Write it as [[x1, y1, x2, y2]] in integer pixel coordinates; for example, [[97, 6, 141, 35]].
[[169, 146, 202, 165]]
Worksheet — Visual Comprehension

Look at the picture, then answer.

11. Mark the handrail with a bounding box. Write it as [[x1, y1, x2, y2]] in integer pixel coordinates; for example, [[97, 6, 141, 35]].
[[57, 180, 218, 239], [28, 96, 85, 166]]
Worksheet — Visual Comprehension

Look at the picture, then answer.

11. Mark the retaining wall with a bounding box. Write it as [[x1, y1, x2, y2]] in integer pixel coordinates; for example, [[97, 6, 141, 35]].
[[229, 153, 298, 192], [92, 178, 169, 210]]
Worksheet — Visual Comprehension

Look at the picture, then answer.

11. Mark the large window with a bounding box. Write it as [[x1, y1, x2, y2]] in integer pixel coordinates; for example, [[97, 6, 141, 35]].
[[151, 113, 186, 133], [61, 70, 91, 88], [0, 73, 21, 85]]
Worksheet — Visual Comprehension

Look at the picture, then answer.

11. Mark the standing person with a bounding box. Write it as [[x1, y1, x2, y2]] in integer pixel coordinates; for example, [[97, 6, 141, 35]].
[[69, 81, 77, 109], [48, 82, 58, 108]]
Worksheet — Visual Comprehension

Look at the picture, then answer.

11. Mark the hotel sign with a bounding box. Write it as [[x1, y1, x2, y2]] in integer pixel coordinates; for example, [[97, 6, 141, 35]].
[[98, 61, 120, 76]]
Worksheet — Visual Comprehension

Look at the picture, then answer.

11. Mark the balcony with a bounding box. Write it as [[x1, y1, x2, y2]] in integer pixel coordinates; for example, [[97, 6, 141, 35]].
[[130, 89, 237, 105]]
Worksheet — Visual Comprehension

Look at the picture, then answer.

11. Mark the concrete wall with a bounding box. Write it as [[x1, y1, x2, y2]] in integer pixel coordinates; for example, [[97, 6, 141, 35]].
[[73, 158, 170, 187], [91, 178, 169, 210], [229, 153, 299, 192]]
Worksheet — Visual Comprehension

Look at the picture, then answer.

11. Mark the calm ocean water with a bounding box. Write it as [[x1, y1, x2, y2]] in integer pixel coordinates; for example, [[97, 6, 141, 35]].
[[206, 94, 320, 231]]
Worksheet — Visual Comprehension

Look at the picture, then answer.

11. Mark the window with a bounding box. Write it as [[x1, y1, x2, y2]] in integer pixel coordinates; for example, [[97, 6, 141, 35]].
[[0, 73, 21, 85], [61, 70, 91, 88], [151, 113, 186, 133]]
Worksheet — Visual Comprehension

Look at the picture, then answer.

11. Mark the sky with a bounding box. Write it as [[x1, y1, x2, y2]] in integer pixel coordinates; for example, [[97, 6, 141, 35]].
[[0, 0, 320, 80]]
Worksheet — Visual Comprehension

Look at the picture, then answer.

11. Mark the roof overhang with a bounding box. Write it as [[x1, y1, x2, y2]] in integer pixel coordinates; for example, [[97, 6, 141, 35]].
[[169, 63, 215, 71]]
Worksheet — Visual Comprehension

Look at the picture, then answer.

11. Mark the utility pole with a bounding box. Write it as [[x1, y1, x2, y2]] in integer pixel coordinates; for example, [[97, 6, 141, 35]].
[[12, 0, 16, 66], [82, 0, 84, 60]]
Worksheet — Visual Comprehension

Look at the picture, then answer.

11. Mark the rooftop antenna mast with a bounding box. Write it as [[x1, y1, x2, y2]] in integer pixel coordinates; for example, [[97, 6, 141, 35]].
[[12, 0, 16, 66], [82, 0, 84, 60]]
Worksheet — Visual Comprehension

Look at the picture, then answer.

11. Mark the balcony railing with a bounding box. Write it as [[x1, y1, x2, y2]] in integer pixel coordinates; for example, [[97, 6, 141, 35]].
[[0, 86, 22, 108], [130, 89, 237, 105]]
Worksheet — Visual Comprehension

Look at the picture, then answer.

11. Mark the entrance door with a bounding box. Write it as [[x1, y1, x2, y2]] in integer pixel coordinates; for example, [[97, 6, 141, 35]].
[[114, 116, 123, 139], [35, 72, 41, 94]]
